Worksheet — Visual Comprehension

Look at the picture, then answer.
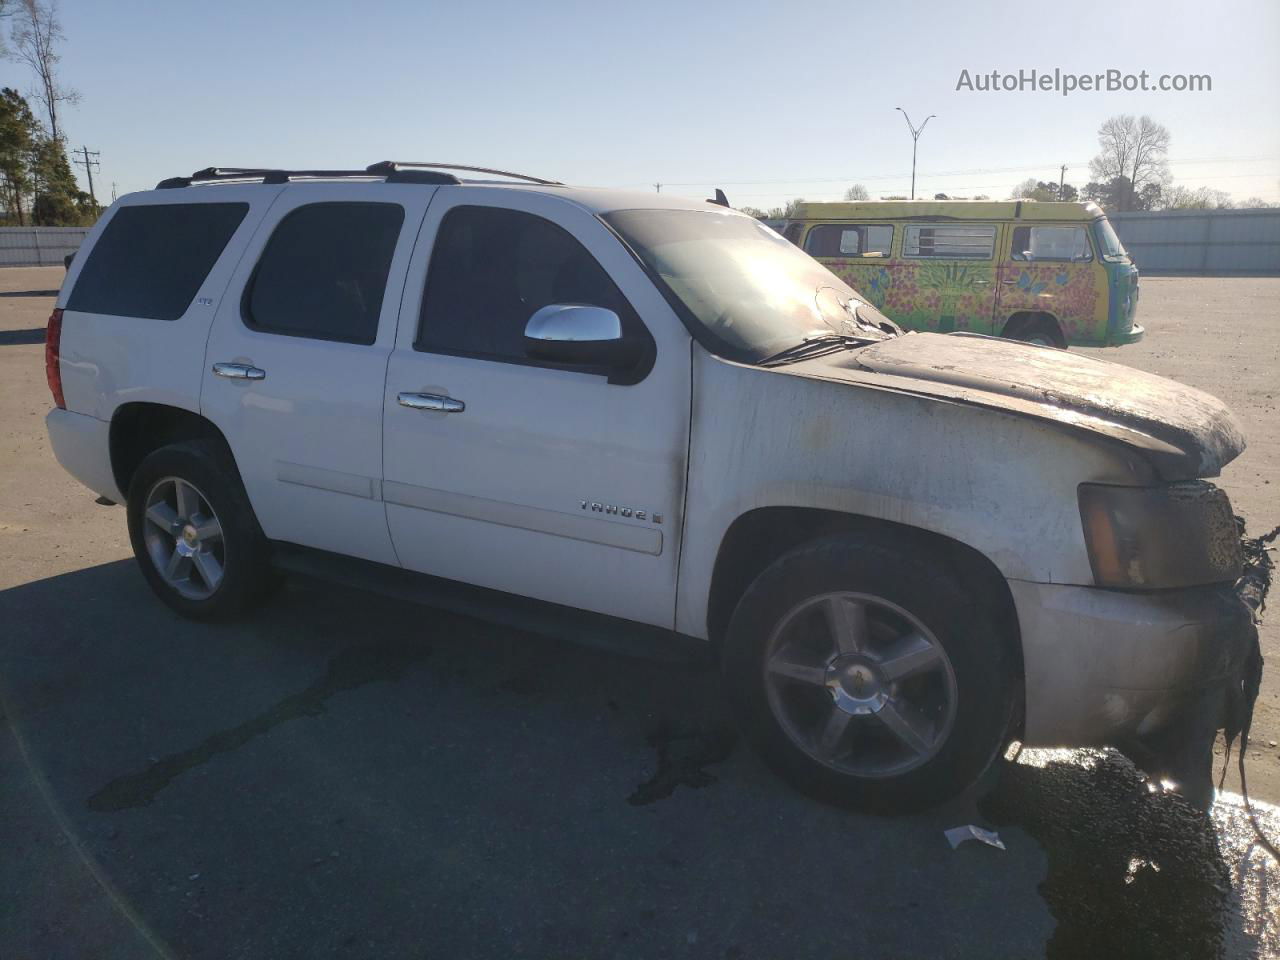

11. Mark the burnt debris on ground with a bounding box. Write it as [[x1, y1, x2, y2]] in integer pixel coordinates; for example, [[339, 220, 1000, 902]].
[[627, 721, 737, 806]]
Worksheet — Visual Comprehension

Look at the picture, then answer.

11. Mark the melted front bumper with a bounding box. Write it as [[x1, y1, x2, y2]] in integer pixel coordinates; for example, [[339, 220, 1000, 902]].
[[1012, 579, 1254, 747]]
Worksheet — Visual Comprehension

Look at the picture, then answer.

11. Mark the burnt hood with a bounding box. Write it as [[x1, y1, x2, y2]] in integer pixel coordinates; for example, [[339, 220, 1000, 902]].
[[790, 333, 1245, 481]]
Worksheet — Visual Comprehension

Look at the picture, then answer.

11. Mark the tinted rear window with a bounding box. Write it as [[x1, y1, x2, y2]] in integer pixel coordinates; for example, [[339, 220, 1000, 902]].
[[68, 203, 248, 320], [244, 202, 404, 345]]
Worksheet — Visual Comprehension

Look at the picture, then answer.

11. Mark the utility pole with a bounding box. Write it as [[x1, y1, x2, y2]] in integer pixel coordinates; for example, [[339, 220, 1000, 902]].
[[72, 146, 102, 207], [1058, 164, 1068, 200], [653, 182, 662, 193], [894, 108, 935, 200]]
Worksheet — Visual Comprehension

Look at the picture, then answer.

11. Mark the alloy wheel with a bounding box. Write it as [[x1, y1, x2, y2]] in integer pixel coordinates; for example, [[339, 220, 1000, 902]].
[[763, 592, 958, 778], [141, 477, 226, 601]]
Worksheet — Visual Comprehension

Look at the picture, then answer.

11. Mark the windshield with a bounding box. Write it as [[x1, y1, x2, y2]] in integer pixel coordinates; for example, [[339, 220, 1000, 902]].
[[1094, 217, 1129, 262], [605, 208, 893, 363]]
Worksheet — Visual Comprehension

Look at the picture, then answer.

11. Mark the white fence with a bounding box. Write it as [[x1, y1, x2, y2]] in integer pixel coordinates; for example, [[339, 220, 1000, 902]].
[[1109, 208, 1280, 275], [0, 227, 91, 267]]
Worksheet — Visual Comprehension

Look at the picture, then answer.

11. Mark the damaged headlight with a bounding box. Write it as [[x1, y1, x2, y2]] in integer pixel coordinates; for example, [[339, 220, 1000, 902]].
[[1078, 481, 1242, 589]]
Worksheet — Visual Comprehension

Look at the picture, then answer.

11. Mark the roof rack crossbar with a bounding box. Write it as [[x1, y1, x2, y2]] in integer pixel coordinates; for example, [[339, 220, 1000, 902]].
[[366, 161, 562, 186]]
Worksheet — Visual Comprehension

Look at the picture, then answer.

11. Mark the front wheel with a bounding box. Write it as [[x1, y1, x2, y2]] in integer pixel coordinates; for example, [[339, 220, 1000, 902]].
[[722, 535, 1016, 813], [126, 439, 273, 621]]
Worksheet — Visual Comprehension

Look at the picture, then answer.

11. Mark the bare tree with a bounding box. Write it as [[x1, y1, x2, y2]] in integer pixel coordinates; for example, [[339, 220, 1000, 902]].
[[843, 184, 870, 201], [1088, 115, 1170, 212], [9, 0, 78, 142], [1158, 184, 1235, 210]]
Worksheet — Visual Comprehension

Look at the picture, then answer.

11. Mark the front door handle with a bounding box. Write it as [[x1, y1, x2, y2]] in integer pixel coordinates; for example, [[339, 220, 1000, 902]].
[[398, 392, 465, 413], [1000, 278, 1019, 285], [212, 362, 266, 381]]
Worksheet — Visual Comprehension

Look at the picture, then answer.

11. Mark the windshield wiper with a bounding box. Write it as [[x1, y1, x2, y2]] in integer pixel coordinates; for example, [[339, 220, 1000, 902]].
[[757, 333, 872, 367]]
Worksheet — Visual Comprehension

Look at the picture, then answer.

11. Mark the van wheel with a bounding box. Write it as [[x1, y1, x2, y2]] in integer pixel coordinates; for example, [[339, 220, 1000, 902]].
[[126, 440, 273, 621], [722, 535, 1015, 813], [1007, 317, 1066, 348]]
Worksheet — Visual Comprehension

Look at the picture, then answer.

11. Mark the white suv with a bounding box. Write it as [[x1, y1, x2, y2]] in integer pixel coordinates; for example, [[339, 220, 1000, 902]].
[[45, 162, 1256, 812]]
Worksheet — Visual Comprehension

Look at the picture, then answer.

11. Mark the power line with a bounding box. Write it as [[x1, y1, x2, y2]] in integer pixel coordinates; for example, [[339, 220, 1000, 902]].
[[613, 155, 1279, 190]]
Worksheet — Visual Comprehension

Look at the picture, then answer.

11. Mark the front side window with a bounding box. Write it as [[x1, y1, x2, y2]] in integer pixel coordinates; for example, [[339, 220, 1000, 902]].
[[68, 203, 248, 321], [416, 206, 644, 366], [804, 224, 893, 258], [244, 202, 404, 345], [1011, 225, 1092, 261], [902, 224, 996, 260]]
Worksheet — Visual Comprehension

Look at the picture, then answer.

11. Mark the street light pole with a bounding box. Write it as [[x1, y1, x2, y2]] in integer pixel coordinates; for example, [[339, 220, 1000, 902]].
[[895, 108, 935, 200]]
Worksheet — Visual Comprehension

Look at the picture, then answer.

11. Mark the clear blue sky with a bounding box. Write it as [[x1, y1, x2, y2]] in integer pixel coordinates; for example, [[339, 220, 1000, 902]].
[[7, 0, 1279, 208]]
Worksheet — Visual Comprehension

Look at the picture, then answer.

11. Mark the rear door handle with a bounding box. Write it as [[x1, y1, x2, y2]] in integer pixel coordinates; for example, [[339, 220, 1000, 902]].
[[1000, 278, 1019, 285], [212, 362, 266, 381], [398, 392, 465, 413]]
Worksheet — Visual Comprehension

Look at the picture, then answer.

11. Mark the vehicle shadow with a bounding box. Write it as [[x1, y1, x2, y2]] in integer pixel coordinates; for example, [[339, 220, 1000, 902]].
[[0, 327, 46, 345], [0, 559, 1273, 959]]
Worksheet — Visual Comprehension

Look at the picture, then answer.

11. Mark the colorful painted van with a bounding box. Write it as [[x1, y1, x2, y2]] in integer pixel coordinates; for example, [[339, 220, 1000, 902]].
[[782, 200, 1142, 347]]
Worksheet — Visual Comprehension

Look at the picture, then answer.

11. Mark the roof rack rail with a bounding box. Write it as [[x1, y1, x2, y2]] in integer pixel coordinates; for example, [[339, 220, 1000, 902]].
[[154, 162, 557, 190], [366, 161, 562, 186], [155, 166, 461, 190]]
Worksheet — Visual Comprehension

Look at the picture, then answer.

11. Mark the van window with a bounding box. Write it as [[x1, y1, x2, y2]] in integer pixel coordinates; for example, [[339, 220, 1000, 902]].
[[67, 203, 248, 321], [244, 202, 404, 345], [805, 224, 893, 258], [1011, 226, 1092, 262], [783, 222, 804, 246], [416, 206, 645, 368], [902, 224, 996, 260]]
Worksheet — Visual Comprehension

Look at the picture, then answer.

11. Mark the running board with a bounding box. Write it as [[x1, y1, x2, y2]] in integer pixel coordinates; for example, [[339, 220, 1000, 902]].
[[270, 542, 710, 665]]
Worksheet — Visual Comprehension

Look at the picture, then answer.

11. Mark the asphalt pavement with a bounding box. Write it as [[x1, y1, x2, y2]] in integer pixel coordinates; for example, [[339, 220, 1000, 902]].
[[2, 268, 1279, 959]]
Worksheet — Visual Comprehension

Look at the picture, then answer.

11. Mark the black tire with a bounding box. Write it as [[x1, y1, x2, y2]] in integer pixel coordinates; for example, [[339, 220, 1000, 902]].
[[126, 439, 273, 621], [1008, 316, 1067, 349], [722, 535, 1016, 813]]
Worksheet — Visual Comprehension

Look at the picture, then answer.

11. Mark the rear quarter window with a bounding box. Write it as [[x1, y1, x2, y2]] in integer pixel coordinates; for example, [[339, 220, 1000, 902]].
[[902, 224, 996, 260], [67, 203, 249, 320]]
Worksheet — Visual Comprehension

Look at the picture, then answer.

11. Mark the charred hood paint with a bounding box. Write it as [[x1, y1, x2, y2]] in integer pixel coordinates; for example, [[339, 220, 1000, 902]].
[[787, 332, 1245, 481]]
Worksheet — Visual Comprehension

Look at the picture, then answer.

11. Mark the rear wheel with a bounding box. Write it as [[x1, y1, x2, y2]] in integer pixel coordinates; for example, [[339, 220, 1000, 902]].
[[1006, 316, 1066, 349], [722, 535, 1015, 812], [126, 440, 273, 620]]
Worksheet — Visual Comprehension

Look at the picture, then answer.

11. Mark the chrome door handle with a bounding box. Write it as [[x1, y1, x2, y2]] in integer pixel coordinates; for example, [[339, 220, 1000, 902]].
[[212, 362, 266, 381], [1000, 279, 1018, 285], [398, 392, 465, 413], [971, 278, 990, 285]]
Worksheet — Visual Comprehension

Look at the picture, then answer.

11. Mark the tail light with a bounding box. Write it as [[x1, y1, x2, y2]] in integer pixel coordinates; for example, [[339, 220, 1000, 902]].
[[45, 307, 65, 409]]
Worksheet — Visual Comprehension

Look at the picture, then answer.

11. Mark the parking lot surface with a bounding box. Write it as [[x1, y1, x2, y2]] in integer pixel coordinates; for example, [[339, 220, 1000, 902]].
[[2, 268, 1279, 958]]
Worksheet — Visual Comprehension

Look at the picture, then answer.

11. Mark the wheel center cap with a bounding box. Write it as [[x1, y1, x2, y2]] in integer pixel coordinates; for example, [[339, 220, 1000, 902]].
[[181, 524, 199, 547], [826, 655, 886, 714]]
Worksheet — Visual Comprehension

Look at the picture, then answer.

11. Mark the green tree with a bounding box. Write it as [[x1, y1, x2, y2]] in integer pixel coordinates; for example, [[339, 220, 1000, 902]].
[[0, 86, 35, 223], [1012, 177, 1079, 202], [29, 132, 92, 224]]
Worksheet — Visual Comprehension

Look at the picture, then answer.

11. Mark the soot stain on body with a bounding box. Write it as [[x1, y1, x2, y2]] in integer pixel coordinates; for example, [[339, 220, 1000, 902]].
[[982, 749, 1231, 960], [88, 640, 431, 813], [628, 721, 736, 806]]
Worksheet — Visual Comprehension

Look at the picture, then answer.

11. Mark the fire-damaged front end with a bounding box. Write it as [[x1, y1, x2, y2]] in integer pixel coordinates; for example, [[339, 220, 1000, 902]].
[[811, 332, 1261, 807]]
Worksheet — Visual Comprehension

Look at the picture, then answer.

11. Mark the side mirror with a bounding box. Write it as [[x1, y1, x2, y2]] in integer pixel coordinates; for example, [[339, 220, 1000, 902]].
[[523, 304, 640, 367]]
